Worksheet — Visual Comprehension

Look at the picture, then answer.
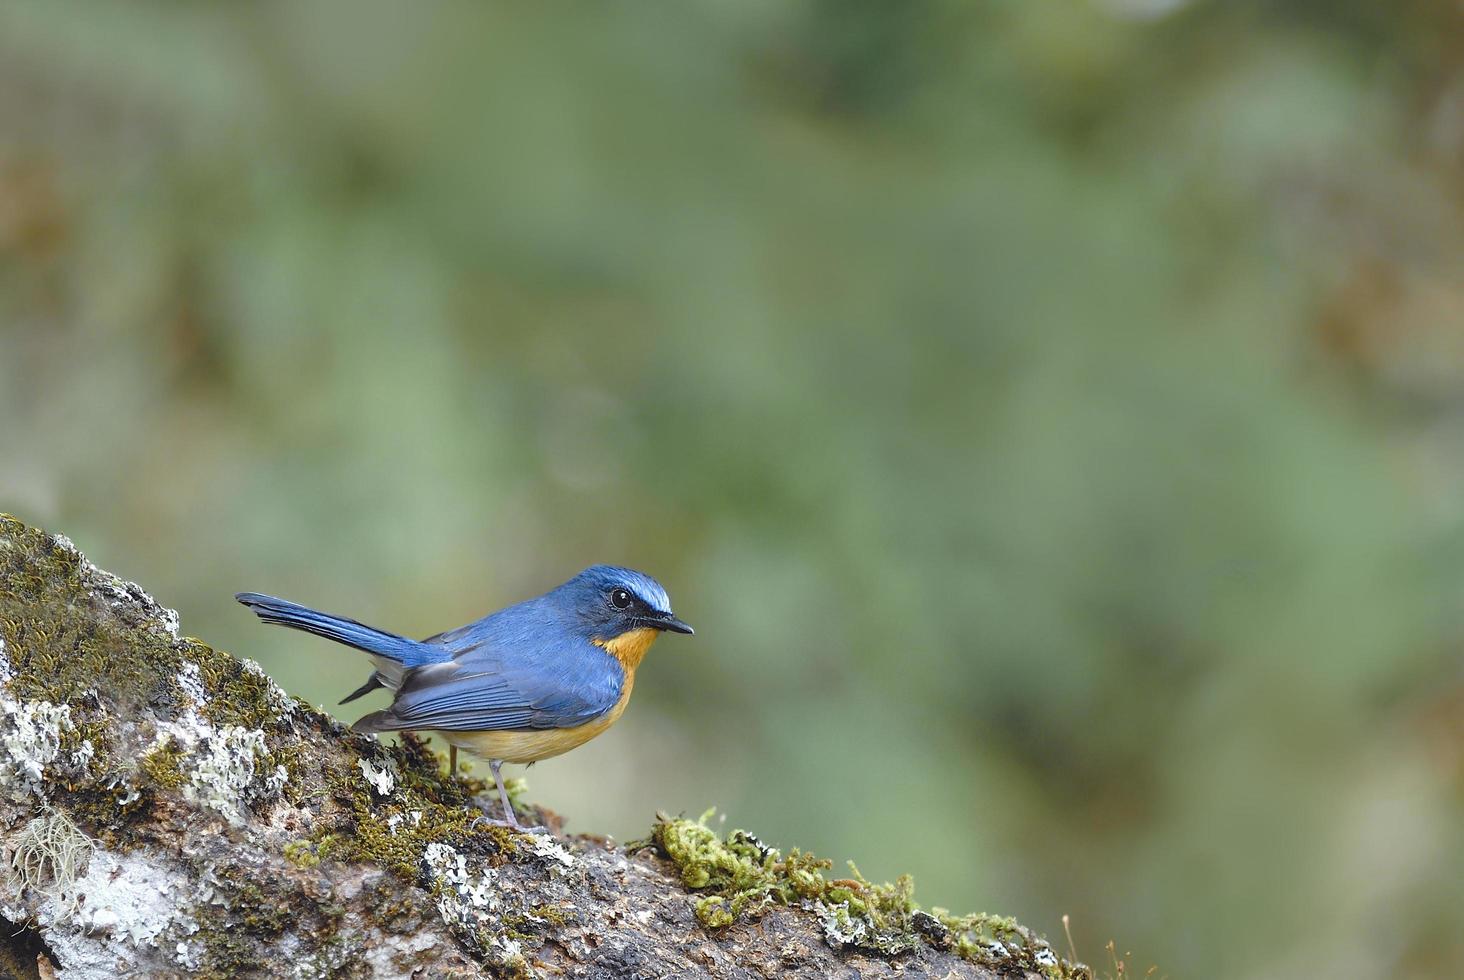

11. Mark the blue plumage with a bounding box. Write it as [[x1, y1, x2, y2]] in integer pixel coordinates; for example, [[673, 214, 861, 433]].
[[233, 592, 450, 667], [366, 594, 628, 732], [235, 564, 693, 830]]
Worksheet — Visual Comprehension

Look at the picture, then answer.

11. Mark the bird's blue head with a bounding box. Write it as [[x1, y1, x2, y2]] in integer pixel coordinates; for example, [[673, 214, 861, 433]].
[[554, 565, 693, 661]]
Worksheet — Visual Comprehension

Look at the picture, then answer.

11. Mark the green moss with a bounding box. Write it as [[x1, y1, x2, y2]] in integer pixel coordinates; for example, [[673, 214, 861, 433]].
[[526, 902, 570, 928], [189, 863, 353, 978], [191, 640, 298, 732], [63, 783, 151, 846], [809, 862, 925, 954], [315, 777, 476, 877], [394, 731, 490, 802], [364, 876, 428, 934], [496, 948, 535, 980], [284, 839, 322, 869], [0, 515, 183, 711], [493, 903, 572, 968], [0, 512, 301, 729], [0, 517, 186, 796], [227, 879, 293, 934], [936, 911, 1097, 978], [648, 811, 1090, 978], [140, 737, 186, 789], [307, 733, 523, 882], [0, 514, 312, 840], [195, 930, 264, 980], [49, 714, 152, 846], [650, 810, 829, 928], [260, 742, 305, 803]]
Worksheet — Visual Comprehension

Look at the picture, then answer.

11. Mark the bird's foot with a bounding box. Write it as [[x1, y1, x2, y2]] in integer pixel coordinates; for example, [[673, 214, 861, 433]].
[[469, 814, 547, 835]]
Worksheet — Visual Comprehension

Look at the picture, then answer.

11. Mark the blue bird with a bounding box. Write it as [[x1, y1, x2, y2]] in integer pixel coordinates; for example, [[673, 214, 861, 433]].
[[236, 565, 693, 829]]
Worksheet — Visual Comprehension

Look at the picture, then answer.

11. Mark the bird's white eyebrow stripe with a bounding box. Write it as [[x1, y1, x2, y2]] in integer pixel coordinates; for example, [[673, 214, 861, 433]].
[[631, 584, 669, 612]]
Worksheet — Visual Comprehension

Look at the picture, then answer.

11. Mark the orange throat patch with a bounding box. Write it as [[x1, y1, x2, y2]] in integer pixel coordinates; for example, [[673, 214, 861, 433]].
[[593, 626, 660, 671]]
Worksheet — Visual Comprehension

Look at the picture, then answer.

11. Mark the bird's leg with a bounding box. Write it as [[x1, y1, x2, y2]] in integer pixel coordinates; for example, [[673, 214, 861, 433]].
[[490, 759, 517, 826], [467, 759, 546, 834], [449, 744, 458, 778]]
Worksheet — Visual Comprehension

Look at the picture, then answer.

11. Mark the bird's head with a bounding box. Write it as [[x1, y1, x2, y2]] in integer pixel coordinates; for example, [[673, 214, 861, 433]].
[[556, 565, 693, 667]]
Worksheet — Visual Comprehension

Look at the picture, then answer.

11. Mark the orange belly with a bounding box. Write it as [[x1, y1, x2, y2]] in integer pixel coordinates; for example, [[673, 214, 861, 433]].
[[437, 674, 635, 765]]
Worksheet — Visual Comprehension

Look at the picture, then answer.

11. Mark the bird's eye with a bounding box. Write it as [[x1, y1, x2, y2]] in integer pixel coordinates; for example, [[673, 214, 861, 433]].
[[610, 588, 633, 609]]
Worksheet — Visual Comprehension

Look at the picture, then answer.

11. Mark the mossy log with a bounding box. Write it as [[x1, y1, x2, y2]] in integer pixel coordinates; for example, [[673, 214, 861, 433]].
[[0, 515, 1085, 980]]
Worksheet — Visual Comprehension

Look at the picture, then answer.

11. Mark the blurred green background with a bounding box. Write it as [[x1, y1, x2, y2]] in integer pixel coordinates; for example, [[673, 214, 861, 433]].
[[3, 2, 1464, 976]]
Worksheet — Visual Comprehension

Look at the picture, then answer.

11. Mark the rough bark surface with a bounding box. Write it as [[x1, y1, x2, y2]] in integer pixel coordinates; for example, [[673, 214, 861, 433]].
[[0, 515, 1081, 980]]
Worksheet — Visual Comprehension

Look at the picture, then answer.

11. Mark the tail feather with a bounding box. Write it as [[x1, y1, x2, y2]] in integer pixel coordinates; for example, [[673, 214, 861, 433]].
[[339, 673, 386, 705], [352, 708, 395, 733], [235, 592, 446, 668]]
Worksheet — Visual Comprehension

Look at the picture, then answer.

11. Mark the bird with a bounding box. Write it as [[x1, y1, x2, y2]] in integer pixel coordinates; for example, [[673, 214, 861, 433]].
[[235, 565, 693, 830]]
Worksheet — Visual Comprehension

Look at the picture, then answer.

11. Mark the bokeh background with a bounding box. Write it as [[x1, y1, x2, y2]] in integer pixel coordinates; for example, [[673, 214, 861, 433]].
[[3, 3, 1464, 977]]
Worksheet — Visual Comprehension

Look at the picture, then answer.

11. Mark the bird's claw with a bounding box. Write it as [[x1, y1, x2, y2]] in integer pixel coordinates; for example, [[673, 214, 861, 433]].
[[468, 814, 548, 835]]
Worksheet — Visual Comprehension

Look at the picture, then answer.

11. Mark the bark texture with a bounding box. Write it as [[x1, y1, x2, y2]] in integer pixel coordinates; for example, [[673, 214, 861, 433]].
[[0, 515, 1084, 980]]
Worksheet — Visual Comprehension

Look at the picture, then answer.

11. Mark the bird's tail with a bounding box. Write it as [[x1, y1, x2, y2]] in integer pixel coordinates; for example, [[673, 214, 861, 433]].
[[235, 592, 447, 667], [351, 708, 396, 733]]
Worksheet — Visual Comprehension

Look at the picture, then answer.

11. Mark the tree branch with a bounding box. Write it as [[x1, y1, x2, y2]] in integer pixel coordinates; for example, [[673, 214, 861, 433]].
[[0, 515, 1084, 979]]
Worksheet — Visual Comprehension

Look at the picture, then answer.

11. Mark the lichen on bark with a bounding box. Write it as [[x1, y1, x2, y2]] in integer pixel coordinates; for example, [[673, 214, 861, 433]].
[[0, 514, 1085, 979]]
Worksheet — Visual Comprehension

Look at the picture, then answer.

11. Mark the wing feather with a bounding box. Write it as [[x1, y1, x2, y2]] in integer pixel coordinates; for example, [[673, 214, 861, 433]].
[[364, 626, 624, 733]]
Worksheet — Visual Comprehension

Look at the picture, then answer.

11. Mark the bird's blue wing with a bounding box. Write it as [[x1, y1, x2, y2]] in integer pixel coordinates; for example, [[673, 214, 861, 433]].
[[368, 627, 624, 732]]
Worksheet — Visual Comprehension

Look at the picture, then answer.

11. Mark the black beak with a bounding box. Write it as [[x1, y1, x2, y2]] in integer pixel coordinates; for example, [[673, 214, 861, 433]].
[[651, 613, 694, 635]]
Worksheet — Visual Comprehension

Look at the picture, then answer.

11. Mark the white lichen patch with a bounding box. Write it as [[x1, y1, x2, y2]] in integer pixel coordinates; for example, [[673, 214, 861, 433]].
[[186, 724, 287, 824], [523, 834, 576, 875], [420, 836, 585, 974], [69, 737, 95, 771], [379, 807, 425, 838], [489, 933, 527, 970], [814, 899, 919, 955], [359, 923, 441, 978], [815, 900, 866, 947], [422, 842, 501, 931], [1, 693, 75, 800], [148, 661, 288, 825], [981, 939, 1011, 960], [422, 840, 544, 973], [108, 773, 142, 808], [0, 634, 11, 684], [5, 848, 194, 980], [174, 940, 202, 972], [358, 757, 397, 798], [176, 661, 207, 707]]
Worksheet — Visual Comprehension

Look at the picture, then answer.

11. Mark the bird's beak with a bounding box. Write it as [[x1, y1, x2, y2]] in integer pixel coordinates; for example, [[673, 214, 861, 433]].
[[651, 613, 694, 635]]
